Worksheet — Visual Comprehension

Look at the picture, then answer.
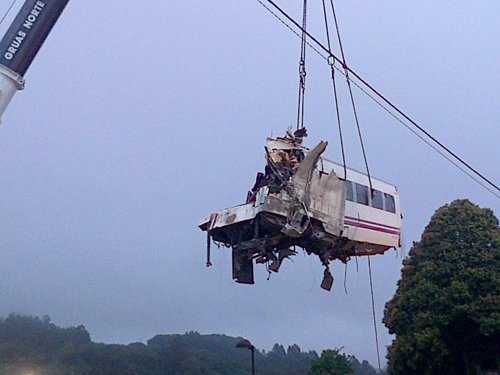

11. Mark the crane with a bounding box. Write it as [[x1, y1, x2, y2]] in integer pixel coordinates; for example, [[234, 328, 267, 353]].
[[0, 0, 69, 121]]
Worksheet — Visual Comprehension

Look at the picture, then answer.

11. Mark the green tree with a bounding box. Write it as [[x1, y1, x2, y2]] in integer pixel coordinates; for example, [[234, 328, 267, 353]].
[[383, 199, 500, 375], [309, 348, 353, 375]]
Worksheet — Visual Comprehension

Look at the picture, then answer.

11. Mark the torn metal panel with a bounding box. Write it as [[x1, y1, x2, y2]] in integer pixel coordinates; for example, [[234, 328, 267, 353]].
[[289, 140, 345, 237], [308, 168, 345, 236], [233, 247, 254, 284], [291, 140, 328, 202]]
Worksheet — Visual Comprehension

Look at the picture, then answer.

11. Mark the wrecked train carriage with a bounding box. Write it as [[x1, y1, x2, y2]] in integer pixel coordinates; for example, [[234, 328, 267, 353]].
[[199, 133, 401, 290]]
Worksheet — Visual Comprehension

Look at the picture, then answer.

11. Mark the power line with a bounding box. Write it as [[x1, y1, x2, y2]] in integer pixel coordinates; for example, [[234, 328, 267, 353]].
[[0, 0, 19, 26], [255, 0, 500, 199], [328, 0, 373, 193]]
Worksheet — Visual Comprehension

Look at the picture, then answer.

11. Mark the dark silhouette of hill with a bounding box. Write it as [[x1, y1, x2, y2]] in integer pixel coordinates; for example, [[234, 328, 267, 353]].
[[0, 314, 381, 375]]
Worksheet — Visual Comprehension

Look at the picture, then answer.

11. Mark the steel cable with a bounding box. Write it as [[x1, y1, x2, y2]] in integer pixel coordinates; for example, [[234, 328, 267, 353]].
[[368, 256, 382, 370], [322, 0, 347, 179], [329, 0, 373, 192], [296, 0, 308, 130], [255, 0, 500, 198]]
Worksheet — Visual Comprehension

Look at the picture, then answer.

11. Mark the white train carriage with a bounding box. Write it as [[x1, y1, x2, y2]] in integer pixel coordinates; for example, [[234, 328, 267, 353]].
[[329, 160, 402, 254], [199, 130, 402, 290]]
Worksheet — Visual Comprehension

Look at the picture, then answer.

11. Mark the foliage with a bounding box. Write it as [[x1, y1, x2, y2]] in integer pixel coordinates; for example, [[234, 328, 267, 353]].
[[383, 199, 500, 375], [0, 314, 380, 375], [0, 314, 326, 375], [347, 356, 380, 375], [309, 348, 353, 375], [0, 313, 90, 366], [149, 333, 317, 375]]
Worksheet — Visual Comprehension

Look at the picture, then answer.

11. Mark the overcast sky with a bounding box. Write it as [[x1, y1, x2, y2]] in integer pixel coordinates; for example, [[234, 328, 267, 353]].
[[0, 0, 498, 368]]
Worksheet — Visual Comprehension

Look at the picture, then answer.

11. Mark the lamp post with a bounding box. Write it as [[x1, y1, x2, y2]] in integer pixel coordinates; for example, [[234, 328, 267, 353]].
[[236, 338, 255, 375]]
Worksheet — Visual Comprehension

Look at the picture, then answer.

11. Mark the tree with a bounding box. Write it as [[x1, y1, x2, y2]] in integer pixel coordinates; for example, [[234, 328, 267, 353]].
[[383, 199, 500, 375], [309, 348, 353, 375], [269, 343, 287, 358], [288, 344, 302, 356], [347, 355, 377, 375]]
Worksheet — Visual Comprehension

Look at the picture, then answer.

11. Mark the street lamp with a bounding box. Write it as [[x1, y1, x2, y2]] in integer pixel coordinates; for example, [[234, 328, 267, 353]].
[[236, 338, 255, 375]]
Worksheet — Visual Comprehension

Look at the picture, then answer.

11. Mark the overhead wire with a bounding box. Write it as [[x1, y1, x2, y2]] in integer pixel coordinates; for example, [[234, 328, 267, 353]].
[[262, 9, 499, 200], [255, 0, 500, 199], [345, 73, 500, 199], [0, 0, 19, 26], [328, 0, 373, 193], [255, 0, 327, 59]]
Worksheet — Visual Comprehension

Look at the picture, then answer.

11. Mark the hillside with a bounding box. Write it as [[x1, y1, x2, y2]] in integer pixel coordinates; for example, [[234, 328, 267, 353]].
[[0, 314, 381, 375]]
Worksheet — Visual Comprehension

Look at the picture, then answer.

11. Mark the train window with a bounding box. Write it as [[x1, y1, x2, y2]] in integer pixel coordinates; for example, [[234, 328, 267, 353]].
[[356, 183, 369, 205], [371, 189, 384, 210], [385, 193, 396, 213], [345, 180, 354, 202]]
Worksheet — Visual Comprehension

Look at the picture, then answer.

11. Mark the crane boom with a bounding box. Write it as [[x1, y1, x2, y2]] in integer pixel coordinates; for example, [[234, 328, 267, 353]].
[[0, 0, 69, 121]]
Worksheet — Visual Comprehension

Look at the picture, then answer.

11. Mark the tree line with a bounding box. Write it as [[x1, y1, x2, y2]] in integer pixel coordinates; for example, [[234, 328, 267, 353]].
[[0, 313, 382, 375]]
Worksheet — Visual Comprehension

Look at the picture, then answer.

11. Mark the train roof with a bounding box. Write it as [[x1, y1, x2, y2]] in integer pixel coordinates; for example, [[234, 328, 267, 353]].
[[321, 156, 399, 192], [266, 135, 398, 192]]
